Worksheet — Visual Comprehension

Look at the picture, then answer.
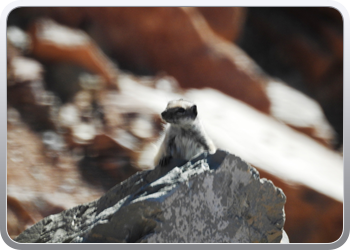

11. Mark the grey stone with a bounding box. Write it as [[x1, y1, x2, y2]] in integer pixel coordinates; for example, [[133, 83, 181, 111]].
[[14, 150, 286, 243]]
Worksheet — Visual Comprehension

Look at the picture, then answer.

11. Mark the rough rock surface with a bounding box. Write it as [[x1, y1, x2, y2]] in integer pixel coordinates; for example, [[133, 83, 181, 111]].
[[15, 150, 286, 243]]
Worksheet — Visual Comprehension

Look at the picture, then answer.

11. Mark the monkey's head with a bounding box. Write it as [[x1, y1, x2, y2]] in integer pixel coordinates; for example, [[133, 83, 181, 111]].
[[161, 99, 197, 125]]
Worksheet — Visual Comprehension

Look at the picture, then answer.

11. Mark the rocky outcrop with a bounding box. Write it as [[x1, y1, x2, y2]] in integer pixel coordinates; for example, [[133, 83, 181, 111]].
[[7, 7, 342, 243], [15, 150, 286, 243]]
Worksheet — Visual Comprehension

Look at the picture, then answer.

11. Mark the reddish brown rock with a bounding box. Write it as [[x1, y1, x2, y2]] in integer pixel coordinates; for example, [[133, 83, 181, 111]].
[[87, 7, 271, 113], [196, 7, 247, 42], [6, 114, 105, 239], [7, 49, 57, 132], [28, 18, 119, 88], [258, 169, 343, 243], [9, 7, 336, 147], [78, 134, 139, 190], [10, 7, 271, 113], [7, 196, 38, 238], [24, 7, 335, 147], [238, 7, 343, 148]]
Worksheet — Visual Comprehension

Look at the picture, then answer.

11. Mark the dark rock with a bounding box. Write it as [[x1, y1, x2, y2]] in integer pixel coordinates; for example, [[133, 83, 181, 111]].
[[238, 7, 343, 148], [15, 150, 286, 243]]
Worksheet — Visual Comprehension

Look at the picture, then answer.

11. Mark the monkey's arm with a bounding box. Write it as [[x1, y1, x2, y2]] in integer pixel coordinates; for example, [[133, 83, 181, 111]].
[[154, 132, 173, 167], [153, 140, 166, 166], [196, 128, 216, 154], [206, 138, 216, 154]]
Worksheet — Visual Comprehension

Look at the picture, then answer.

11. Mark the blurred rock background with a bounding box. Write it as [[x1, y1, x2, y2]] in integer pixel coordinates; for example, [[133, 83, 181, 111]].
[[7, 7, 343, 243]]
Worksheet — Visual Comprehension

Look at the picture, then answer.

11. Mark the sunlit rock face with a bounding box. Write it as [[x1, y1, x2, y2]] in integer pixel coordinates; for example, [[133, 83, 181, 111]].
[[15, 150, 286, 243]]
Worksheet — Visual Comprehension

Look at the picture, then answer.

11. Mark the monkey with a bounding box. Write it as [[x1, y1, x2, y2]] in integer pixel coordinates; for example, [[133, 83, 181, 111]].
[[154, 99, 216, 167]]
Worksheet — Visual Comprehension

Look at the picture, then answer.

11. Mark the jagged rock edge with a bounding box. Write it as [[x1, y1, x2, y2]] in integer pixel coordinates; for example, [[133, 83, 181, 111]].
[[14, 150, 286, 243]]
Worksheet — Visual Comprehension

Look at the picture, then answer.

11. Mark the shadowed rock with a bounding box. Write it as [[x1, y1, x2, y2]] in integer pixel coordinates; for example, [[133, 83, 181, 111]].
[[15, 150, 286, 243]]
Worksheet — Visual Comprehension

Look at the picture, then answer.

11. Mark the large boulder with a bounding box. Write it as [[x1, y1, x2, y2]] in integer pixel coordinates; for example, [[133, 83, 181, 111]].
[[15, 150, 286, 243]]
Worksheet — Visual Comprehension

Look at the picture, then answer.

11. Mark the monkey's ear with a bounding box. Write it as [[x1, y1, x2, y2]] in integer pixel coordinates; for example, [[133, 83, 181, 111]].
[[191, 105, 197, 117]]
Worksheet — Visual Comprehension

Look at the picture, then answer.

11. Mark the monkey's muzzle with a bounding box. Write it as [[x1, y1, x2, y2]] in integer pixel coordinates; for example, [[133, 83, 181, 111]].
[[161, 111, 173, 123], [161, 111, 168, 120]]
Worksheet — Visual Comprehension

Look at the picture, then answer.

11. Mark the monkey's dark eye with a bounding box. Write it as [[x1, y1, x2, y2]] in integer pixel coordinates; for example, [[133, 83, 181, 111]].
[[177, 108, 185, 114]]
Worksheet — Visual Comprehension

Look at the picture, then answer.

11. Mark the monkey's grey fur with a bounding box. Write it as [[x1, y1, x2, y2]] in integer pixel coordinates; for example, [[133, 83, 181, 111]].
[[154, 99, 216, 167]]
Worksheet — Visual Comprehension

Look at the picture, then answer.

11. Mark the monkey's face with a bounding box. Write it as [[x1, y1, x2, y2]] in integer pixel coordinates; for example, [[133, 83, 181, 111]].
[[161, 100, 197, 125]]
